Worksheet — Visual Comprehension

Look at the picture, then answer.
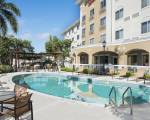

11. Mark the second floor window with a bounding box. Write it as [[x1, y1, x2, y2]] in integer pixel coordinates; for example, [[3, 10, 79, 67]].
[[115, 8, 123, 20], [115, 29, 123, 40], [90, 24, 94, 33], [101, 0, 106, 8], [141, 0, 150, 8], [100, 34, 106, 42], [90, 38, 94, 44], [90, 9, 94, 19], [77, 35, 80, 40], [141, 20, 150, 34], [100, 17, 106, 27], [82, 28, 86, 37]]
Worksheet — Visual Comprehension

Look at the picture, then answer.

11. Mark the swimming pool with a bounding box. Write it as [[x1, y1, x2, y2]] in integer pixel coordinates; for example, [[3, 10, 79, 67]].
[[12, 73, 150, 106]]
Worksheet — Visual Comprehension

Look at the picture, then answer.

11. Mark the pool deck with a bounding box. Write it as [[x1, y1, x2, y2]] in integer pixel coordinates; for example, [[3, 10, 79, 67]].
[[0, 72, 150, 120]]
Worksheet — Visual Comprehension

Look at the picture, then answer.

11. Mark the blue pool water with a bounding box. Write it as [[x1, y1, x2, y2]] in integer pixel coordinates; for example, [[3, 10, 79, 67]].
[[12, 73, 150, 105]]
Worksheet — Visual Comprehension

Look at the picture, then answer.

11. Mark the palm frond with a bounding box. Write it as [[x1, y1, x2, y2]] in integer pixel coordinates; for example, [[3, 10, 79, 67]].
[[0, 9, 18, 33], [3, 2, 21, 16], [0, 15, 7, 36]]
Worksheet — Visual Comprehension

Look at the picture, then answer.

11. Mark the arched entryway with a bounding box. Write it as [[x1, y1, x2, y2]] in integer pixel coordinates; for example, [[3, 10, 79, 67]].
[[78, 52, 89, 64], [126, 49, 149, 66], [93, 51, 118, 65]]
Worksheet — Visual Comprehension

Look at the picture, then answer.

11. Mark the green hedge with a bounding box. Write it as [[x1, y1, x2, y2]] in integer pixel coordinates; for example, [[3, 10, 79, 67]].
[[61, 67, 75, 72], [0, 65, 13, 73], [125, 71, 134, 77], [144, 74, 150, 79], [82, 68, 99, 74]]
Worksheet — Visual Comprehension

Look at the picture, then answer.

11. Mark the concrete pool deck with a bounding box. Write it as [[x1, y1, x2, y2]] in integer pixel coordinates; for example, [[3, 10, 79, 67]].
[[0, 72, 150, 120]]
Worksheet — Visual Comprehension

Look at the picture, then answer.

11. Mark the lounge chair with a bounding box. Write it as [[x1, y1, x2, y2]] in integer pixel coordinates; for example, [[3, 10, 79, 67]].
[[0, 93, 33, 120]]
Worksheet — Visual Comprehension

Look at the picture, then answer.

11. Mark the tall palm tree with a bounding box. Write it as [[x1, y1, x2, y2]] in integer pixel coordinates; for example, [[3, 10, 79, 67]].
[[0, 0, 21, 36]]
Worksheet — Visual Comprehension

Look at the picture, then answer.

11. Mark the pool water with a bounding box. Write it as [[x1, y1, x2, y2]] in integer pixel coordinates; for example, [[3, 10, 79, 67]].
[[12, 73, 150, 105]]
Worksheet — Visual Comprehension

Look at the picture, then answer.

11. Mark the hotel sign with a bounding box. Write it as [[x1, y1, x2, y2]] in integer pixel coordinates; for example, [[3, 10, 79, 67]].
[[88, 0, 95, 6]]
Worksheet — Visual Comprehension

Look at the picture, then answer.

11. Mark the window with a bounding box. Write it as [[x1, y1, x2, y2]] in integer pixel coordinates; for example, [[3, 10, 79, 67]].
[[115, 29, 123, 40], [100, 17, 106, 27], [141, 0, 150, 8], [115, 8, 123, 20], [100, 34, 106, 42], [101, 0, 106, 8], [72, 37, 74, 41], [90, 38, 94, 44], [77, 25, 79, 30], [82, 41, 85, 45], [82, 16, 86, 24], [77, 35, 80, 40], [90, 9, 94, 20], [82, 28, 86, 37], [90, 23, 94, 33], [141, 20, 150, 34]]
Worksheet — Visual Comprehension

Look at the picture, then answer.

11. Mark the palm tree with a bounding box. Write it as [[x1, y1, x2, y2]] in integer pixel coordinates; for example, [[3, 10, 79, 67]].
[[0, 0, 21, 36]]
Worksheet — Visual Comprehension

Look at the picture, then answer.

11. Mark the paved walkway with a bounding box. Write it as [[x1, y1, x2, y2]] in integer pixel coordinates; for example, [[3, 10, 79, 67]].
[[0, 72, 150, 120]]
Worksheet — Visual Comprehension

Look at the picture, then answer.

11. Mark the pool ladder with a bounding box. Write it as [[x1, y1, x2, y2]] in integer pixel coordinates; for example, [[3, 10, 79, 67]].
[[109, 86, 133, 115]]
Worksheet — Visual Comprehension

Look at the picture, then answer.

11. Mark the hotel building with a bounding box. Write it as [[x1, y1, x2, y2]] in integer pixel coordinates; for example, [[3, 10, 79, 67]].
[[63, 0, 150, 66]]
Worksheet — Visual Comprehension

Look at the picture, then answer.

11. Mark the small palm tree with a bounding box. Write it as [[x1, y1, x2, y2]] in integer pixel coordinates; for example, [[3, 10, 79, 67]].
[[0, 0, 21, 36]]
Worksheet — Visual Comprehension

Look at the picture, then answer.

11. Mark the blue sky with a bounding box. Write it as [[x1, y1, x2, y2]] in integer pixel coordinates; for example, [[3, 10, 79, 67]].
[[10, 0, 80, 52]]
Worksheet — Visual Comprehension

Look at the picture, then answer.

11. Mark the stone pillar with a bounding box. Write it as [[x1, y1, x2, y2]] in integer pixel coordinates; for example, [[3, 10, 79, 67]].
[[88, 54, 93, 64], [119, 54, 127, 65]]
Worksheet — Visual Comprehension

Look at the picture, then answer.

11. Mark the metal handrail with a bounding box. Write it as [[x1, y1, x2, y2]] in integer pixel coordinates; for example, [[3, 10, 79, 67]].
[[122, 87, 133, 115], [109, 87, 117, 110]]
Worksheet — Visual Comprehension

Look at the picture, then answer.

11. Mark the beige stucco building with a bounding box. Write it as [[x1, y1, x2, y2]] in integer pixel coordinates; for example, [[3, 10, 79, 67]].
[[64, 0, 150, 66]]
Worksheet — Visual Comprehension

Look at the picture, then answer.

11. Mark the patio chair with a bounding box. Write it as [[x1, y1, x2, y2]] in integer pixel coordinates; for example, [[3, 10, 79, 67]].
[[0, 93, 33, 120]]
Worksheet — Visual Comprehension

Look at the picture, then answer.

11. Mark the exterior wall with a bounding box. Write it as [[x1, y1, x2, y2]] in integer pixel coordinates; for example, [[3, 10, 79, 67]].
[[73, 40, 150, 65], [62, 0, 150, 66], [80, 0, 106, 45], [63, 21, 82, 50]]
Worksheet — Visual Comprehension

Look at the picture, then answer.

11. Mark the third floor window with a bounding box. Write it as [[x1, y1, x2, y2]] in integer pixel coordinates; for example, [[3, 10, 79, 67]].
[[141, 0, 150, 8], [100, 17, 106, 27], [115, 8, 124, 20], [82, 28, 86, 37], [90, 24, 94, 33], [115, 29, 123, 40]]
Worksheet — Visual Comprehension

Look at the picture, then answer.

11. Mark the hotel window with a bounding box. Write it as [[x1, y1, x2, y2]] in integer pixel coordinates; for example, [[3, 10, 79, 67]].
[[90, 23, 94, 34], [115, 8, 124, 20], [101, 0, 106, 8], [90, 8, 94, 20], [115, 29, 123, 40], [100, 17, 106, 27], [77, 25, 79, 30], [141, 20, 150, 34], [77, 35, 80, 40], [82, 16, 86, 25], [90, 38, 94, 44], [82, 28, 86, 37], [82, 41, 85, 45], [141, 0, 150, 8], [100, 34, 106, 42]]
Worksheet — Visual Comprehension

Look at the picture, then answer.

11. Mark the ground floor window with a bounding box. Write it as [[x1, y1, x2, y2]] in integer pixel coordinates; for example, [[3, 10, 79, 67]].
[[80, 54, 88, 64]]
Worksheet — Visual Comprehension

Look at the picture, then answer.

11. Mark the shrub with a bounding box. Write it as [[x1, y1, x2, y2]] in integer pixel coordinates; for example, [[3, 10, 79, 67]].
[[144, 74, 150, 79], [82, 69, 89, 74], [61, 67, 75, 72], [125, 71, 134, 77], [0, 65, 13, 73]]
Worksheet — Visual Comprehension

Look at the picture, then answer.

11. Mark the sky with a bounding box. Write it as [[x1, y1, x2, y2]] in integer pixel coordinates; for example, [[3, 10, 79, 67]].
[[9, 0, 80, 52]]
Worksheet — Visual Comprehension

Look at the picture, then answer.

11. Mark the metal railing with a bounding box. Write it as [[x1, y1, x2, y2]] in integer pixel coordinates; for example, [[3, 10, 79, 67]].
[[122, 87, 133, 115], [109, 87, 117, 111]]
